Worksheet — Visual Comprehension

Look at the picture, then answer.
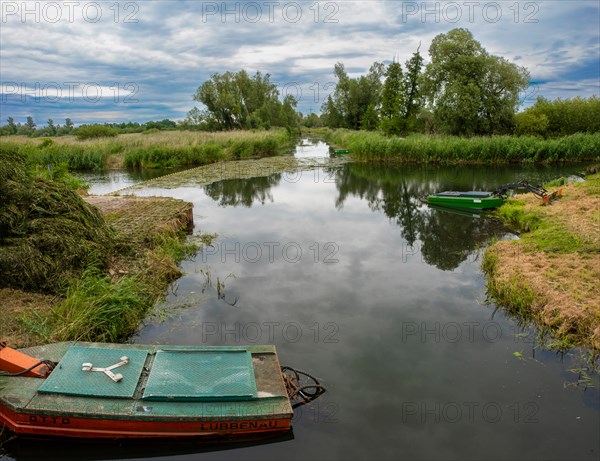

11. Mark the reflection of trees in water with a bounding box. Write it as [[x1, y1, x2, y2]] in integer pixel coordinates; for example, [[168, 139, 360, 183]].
[[335, 164, 506, 270], [204, 174, 282, 207]]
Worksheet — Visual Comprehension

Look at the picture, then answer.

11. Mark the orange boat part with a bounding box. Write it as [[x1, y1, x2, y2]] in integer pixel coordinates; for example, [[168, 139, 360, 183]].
[[0, 343, 50, 378]]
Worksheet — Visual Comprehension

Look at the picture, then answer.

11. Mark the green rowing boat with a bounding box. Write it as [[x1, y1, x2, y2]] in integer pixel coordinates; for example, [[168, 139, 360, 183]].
[[427, 191, 505, 210]]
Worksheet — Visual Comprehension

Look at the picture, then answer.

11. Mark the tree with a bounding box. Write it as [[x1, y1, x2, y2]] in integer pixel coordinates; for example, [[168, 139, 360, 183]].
[[321, 95, 343, 128], [361, 103, 379, 131], [47, 119, 56, 135], [26, 116, 36, 130], [422, 28, 529, 135], [403, 47, 424, 131], [192, 70, 296, 130], [379, 61, 405, 135], [6, 117, 17, 134], [322, 61, 385, 130]]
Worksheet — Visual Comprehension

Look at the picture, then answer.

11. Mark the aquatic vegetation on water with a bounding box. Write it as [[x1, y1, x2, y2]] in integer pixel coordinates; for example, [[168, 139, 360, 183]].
[[113, 155, 352, 192]]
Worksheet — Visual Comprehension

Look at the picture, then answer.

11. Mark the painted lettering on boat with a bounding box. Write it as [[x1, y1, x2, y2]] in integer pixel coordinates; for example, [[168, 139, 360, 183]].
[[199, 420, 279, 431], [28, 415, 70, 425]]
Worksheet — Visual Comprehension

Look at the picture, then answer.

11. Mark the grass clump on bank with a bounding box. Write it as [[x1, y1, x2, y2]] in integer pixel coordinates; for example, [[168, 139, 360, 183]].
[[1, 129, 295, 172], [0, 145, 198, 346], [483, 174, 600, 350], [315, 128, 600, 164]]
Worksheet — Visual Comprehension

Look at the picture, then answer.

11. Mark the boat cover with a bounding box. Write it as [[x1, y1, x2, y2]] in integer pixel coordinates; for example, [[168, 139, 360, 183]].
[[142, 349, 257, 401], [37, 345, 258, 402], [38, 346, 148, 398], [433, 191, 493, 198]]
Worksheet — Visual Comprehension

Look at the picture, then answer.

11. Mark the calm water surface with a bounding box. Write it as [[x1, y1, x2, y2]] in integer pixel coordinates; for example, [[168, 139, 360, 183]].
[[2, 147, 598, 461]]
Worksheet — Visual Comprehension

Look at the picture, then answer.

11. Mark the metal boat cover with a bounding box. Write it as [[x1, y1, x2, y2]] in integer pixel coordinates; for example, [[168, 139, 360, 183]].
[[142, 349, 257, 401]]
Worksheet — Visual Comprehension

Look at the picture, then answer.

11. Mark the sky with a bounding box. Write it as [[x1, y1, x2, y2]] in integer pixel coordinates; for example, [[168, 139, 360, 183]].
[[0, 0, 598, 125]]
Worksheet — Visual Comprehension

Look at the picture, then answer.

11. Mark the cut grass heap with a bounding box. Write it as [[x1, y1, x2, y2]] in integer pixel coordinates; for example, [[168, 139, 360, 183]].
[[483, 173, 600, 350], [0, 145, 197, 347]]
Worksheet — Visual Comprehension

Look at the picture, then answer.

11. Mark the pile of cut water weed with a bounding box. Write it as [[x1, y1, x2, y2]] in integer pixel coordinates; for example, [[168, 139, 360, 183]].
[[0, 145, 114, 294]]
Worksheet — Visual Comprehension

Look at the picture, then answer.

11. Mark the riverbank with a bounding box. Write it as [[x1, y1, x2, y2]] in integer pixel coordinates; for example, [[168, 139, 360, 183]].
[[483, 174, 600, 350], [1, 129, 295, 171], [312, 128, 600, 164], [0, 151, 198, 347]]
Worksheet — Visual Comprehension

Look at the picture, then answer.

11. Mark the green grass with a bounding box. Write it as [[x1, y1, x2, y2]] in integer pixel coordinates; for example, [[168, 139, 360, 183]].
[[314, 128, 600, 164]]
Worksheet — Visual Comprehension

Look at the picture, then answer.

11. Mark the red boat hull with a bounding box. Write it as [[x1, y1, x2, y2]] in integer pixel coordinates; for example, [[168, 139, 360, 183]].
[[1, 405, 291, 439]]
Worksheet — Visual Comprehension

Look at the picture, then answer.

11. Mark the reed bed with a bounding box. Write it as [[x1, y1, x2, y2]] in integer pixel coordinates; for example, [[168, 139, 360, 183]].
[[1, 130, 294, 171], [320, 129, 600, 164]]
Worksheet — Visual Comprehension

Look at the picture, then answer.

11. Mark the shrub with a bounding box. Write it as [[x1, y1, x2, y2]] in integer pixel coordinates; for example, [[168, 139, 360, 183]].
[[75, 125, 119, 140]]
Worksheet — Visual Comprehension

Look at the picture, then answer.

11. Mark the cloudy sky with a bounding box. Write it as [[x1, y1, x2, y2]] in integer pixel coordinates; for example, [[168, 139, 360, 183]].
[[1, 0, 598, 125]]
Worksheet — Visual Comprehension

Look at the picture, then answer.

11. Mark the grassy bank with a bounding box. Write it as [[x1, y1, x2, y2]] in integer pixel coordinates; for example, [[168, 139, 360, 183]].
[[1, 129, 295, 171], [314, 128, 600, 163], [0, 146, 199, 347], [482, 174, 600, 350]]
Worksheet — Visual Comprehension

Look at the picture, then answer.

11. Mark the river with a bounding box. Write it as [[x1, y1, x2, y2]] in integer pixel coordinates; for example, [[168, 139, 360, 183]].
[[2, 139, 598, 461]]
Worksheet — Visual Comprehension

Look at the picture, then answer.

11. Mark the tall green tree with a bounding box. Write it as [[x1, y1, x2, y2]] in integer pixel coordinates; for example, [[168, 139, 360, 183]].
[[379, 61, 405, 135], [403, 47, 424, 131], [422, 28, 529, 135]]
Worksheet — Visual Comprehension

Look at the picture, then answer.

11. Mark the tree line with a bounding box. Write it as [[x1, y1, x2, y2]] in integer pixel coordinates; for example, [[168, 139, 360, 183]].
[[319, 28, 599, 137], [0, 117, 180, 137]]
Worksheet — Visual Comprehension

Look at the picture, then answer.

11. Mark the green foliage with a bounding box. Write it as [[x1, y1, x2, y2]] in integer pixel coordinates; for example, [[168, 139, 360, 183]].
[[514, 111, 549, 136], [322, 129, 600, 164], [422, 28, 529, 135], [321, 61, 385, 130], [515, 96, 600, 137], [379, 61, 405, 135], [191, 70, 299, 130], [75, 125, 119, 140], [361, 103, 379, 131]]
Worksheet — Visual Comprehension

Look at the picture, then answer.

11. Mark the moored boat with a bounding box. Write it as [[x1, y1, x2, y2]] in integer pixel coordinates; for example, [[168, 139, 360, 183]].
[[0, 341, 325, 440], [427, 191, 505, 210]]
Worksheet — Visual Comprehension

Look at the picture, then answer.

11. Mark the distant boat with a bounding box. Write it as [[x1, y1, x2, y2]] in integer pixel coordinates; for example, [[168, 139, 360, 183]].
[[427, 191, 505, 210], [0, 342, 325, 440]]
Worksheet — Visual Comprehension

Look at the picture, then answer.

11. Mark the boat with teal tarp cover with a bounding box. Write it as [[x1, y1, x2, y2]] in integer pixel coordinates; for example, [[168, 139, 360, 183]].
[[0, 342, 325, 440]]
